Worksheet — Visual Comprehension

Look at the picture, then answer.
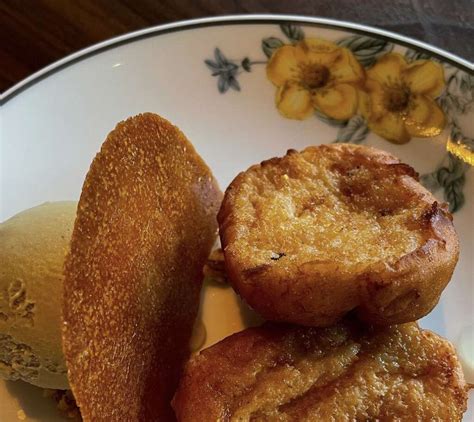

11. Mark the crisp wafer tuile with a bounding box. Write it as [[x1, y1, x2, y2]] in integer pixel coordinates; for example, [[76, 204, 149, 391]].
[[62, 113, 222, 421]]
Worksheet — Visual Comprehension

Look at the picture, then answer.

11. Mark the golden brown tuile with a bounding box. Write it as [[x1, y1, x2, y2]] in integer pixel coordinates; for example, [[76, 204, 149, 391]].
[[62, 113, 222, 421]]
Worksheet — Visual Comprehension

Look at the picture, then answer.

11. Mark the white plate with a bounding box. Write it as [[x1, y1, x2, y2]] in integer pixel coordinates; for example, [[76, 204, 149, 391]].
[[1, 15, 473, 421]]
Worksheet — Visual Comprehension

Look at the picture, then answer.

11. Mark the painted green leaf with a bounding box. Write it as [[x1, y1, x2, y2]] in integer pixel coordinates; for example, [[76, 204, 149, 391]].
[[262, 37, 285, 58], [459, 72, 474, 95], [280, 23, 304, 43], [420, 172, 441, 193], [445, 176, 465, 213], [440, 92, 471, 115], [335, 115, 370, 144], [337, 35, 393, 67], [421, 153, 469, 213], [228, 76, 241, 92], [438, 70, 474, 119], [450, 121, 474, 154], [241, 57, 251, 72], [217, 76, 229, 93], [404, 48, 432, 62], [447, 151, 468, 178], [438, 93, 456, 116], [315, 111, 347, 128]]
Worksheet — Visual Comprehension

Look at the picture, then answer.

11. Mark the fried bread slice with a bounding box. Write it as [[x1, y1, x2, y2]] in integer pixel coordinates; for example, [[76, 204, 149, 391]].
[[218, 144, 459, 326], [173, 321, 468, 421]]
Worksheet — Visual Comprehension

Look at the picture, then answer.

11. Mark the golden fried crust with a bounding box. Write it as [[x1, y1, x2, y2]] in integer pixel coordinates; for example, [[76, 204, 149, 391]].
[[62, 113, 222, 421], [172, 322, 468, 421], [218, 144, 459, 326]]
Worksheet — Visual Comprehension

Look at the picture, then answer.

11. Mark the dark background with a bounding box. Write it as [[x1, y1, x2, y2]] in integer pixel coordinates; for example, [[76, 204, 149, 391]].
[[1, 0, 473, 92]]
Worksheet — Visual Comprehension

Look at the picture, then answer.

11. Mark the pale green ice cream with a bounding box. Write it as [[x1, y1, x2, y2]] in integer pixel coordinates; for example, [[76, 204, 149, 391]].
[[0, 202, 77, 389]]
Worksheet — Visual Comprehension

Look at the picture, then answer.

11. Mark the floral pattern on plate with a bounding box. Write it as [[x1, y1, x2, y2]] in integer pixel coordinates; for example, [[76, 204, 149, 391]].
[[205, 23, 473, 212]]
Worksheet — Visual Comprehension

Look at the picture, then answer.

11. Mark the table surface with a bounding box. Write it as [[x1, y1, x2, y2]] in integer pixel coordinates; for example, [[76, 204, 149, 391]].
[[1, 0, 473, 93]]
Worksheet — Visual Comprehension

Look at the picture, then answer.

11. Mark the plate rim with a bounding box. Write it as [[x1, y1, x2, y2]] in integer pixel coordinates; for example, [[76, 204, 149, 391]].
[[1, 13, 473, 105]]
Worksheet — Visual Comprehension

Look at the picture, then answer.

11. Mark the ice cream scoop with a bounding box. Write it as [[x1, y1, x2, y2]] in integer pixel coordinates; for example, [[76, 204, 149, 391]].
[[0, 201, 76, 389]]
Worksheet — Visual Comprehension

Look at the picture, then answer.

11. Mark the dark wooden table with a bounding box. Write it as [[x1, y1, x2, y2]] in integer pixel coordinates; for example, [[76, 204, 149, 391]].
[[1, 0, 473, 92]]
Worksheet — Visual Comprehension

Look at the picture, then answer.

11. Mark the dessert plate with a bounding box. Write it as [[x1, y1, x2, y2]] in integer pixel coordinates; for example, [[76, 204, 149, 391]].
[[1, 15, 473, 421]]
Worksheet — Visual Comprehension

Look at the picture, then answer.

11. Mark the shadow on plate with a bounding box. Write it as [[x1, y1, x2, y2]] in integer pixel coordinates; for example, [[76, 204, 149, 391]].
[[5, 379, 65, 421], [236, 295, 265, 328], [204, 275, 264, 329]]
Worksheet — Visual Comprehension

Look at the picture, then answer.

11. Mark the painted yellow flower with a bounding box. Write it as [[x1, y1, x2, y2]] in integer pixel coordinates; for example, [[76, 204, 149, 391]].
[[363, 53, 446, 144], [266, 38, 365, 120]]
